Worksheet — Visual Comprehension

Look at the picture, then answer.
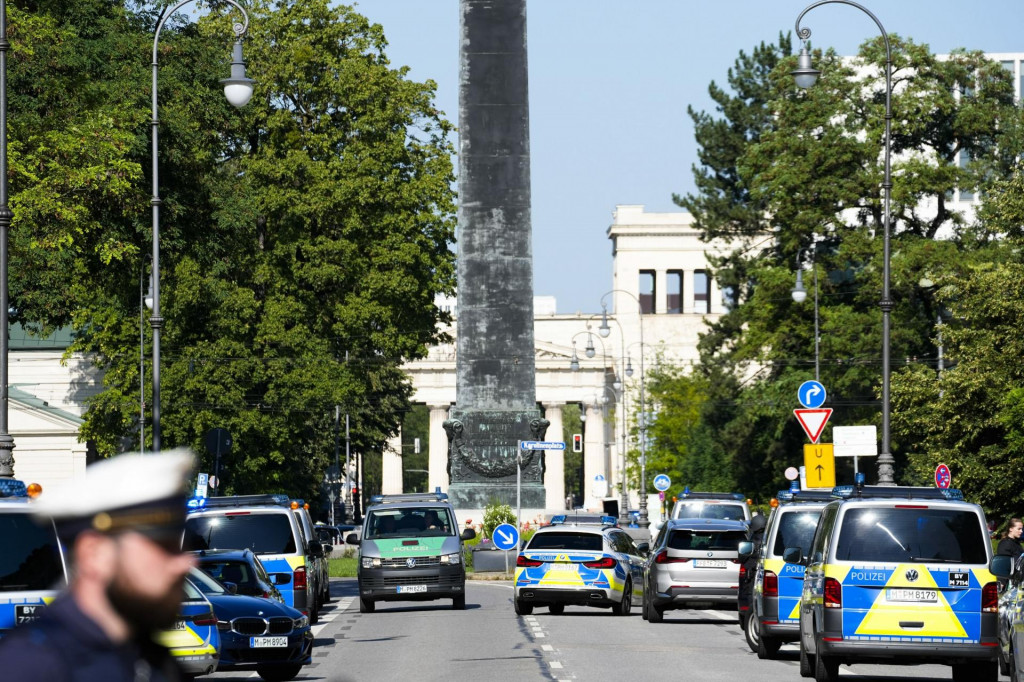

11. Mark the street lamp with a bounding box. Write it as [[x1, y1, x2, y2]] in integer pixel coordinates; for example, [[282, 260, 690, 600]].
[[791, 250, 820, 381], [599, 290, 650, 527], [150, 0, 254, 452], [794, 0, 895, 485]]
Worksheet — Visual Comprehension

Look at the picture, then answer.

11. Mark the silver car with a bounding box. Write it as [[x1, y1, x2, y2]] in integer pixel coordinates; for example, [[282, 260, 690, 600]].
[[642, 518, 748, 622]]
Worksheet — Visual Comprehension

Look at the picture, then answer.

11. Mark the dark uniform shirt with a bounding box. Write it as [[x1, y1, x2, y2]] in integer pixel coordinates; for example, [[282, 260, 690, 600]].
[[0, 595, 183, 682], [998, 537, 1024, 559]]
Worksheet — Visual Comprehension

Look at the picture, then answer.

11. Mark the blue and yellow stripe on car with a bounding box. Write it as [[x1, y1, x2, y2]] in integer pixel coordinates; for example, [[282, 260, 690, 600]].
[[257, 554, 301, 607], [515, 552, 625, 593], [763, 557, 805, 623]]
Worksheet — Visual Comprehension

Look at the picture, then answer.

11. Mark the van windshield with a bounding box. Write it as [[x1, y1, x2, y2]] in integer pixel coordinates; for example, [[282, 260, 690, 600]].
[[0, 512, 64, 592], [772, 510, 822, 557], [183, 514, 297, 555], [672, 502, 746, 521], [834, 507, 988, 564], [365, 507, 455, 539]]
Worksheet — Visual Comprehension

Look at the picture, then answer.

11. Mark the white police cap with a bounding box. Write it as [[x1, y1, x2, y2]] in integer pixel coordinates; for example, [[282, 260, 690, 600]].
[[34, 449, 194, 537]]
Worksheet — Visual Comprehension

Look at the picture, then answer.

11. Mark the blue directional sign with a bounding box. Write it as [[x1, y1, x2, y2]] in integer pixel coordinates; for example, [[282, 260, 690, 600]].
[[798, 380, 827, 409], [521, 441, 565, 450], [653, 474, 671, 492], [492, 523, 519, 551]]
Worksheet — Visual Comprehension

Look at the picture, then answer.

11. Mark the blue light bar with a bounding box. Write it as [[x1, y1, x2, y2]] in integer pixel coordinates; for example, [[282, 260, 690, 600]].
[[777, 489, 835, 503], [186, 496, 208, 510], [549, 514, 567, 525], [831, 485, 964, 501], [0, 479, 27, 498], [600, 515, 617, 526]]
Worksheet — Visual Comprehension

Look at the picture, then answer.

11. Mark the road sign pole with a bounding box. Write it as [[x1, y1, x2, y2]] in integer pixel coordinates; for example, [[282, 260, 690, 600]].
[[516, 442, 522, 552]]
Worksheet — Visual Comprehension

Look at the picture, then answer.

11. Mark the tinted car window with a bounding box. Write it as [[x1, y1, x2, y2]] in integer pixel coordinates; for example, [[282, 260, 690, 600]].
[[188, 568, 230, 596], [610, 532, 634, 555], [834, 507, 987, 564], [772, 510, 822, 557], [365, 507, 454, 539], [527, 532, 603, 552], [673, 502, 746, 521], [184, 514, 297, 554], [667, 529, 746, 551], [0, 513, 63, 592]]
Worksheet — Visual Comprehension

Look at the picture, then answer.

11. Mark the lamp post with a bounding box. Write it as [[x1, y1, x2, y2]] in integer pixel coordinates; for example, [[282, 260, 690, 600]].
[[150, 0, 254, 452], [0, 0, 13, 477], [791, 250, 820, 381], [793, 0, 895, 485], [598, 289, 650, 527]]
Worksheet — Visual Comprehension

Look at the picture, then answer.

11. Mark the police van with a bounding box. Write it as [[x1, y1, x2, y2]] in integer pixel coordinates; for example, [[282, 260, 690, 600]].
[[347, 491, 475, 613], [0, 479, 61, 638], [741, 488, 833, 659], [789, 481, 998, 682]]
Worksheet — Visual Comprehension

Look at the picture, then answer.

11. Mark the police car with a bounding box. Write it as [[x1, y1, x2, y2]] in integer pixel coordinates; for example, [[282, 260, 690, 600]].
[[0, 479, 61, 638], [741, 488, 832, 658], [790, 480, 999, 682], [513, 516, 648, 616]]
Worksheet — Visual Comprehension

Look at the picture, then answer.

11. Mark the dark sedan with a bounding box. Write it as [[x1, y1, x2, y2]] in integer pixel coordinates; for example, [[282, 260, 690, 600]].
[[193, 548, 287, 604], [188, 567, 313, 682]]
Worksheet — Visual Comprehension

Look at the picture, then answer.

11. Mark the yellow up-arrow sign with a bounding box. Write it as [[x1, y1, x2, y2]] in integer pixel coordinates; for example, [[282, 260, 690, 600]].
[[803, 443, 836, 488]]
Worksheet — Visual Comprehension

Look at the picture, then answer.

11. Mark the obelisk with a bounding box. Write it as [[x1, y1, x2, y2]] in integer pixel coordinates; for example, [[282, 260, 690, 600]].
[[444, 0, 546, 508]]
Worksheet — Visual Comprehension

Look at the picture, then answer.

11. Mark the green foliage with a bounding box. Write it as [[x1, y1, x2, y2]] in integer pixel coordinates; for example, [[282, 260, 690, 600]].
[[482, 501, 515, 540]]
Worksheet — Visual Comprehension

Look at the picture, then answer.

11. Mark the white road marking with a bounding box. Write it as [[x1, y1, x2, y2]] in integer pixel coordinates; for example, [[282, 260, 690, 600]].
[[550, 661, 563, 669], [542, 644, 554, 652]]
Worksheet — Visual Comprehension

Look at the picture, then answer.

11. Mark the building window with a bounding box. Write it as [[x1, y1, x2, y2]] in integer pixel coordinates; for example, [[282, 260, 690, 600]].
[[959, 151, 973, 202], [639, 270, 656, 314], [666, 270, 683, 314], [694, 270, 710, 314]]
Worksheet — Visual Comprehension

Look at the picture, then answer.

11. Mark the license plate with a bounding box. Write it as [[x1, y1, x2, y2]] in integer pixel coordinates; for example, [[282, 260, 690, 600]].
[[397, 584, 428, 594], [694, 560, 727, 568], [550, 563, 578, 572], [886, 588, 938, 602], [15, 605, 42, 625], [171, 620, 187, 631], [250, 636, 288, 648]]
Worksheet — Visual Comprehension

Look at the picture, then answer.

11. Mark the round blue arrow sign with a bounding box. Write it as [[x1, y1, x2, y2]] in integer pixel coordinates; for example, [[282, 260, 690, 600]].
[[798, 380, 827, 409], [492, 523, 519, 551], [653, 474, 671, 492]]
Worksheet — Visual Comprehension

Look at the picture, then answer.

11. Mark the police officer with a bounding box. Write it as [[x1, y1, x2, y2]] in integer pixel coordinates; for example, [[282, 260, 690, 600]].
[[0, 450, 196, 681], [997, 517, 1024, 559]]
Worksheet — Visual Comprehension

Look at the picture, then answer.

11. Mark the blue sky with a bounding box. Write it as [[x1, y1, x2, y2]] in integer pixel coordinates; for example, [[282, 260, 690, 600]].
[[353, 0, 1023, 315]]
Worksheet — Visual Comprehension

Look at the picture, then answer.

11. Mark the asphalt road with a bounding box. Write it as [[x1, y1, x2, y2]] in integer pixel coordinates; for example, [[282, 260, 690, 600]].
[[201, 578, 988, 681]]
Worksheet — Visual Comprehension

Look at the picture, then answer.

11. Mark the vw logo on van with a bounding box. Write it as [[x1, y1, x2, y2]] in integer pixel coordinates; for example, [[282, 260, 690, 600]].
[[905, 569, 919, 582], [406, 557, 417, 568], [707, 552, 714, 558]]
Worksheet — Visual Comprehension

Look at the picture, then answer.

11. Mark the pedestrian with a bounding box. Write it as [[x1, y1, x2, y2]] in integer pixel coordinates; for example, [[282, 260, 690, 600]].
[[0, 450, 196, 681], [997, 517, 1024, 559]]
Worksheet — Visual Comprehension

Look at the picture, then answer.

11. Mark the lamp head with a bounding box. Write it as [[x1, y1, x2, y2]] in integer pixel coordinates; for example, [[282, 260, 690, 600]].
[[585, 334, 596, 359], [569, 345, 580, 372], [221, 40, 255, 107], [791, 269, 808, 303], [625, 357, 634, 378], [598, 306, 611, 338], [792, 46, 820, 89]]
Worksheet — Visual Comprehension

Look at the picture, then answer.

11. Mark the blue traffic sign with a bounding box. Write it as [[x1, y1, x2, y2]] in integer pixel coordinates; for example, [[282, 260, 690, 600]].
[[521, 441, 566, 450], [653, 474, 671, 492], [798, 380, 827, 409], [492, 523, 519, 551]]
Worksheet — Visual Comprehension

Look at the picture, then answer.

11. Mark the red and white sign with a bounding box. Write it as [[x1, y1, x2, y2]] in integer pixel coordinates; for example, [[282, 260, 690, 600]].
[[935, 463, 951, 489], [794, 408, 833, 444]]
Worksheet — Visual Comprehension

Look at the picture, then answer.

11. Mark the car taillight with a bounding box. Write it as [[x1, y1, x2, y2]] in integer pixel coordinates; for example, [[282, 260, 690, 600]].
[[654, 550, 690, 564], [764, 570, 778, 598], [983, 582, 999, 613], [294, 566, 307, 591], [824, 577, 842, 609], [739, 566, 747, 579], [192, 611, 217, 627], [582, 557, 616, 569], [517, 556, 543, 568]]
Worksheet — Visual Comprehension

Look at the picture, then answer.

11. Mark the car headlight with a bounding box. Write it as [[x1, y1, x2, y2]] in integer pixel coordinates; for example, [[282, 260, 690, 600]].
[[292, 615, 309, 629], [361, 556, 381, 569], [440, 552, 461, 565]]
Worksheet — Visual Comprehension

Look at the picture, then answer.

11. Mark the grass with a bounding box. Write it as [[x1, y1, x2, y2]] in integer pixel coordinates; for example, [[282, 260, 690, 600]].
[[329, 556, 358, 577]]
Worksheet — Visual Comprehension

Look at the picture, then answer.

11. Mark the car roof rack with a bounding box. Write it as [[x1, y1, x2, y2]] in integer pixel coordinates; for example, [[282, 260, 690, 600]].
[[831, 485, 964, 501], [678, 490, 746, 501], [777, 489, 835, 503], [201, 494, 291, 508], [368, 490, 449, 505]]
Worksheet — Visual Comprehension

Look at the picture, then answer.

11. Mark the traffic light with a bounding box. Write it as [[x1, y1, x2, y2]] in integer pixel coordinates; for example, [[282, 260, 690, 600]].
[[572, 434, 583, 453]]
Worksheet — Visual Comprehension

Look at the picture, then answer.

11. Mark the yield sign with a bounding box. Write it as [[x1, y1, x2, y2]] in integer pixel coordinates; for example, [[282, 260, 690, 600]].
[[794, 408, 833, 443]]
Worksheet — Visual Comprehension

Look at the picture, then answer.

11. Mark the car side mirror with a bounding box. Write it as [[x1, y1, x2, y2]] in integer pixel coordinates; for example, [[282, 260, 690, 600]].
[[991, 554, 1013, 579], [346, 533, 361, 545], [270, 572, 292, 586], [461, 528, 476, 541], [738, 541, 754, 559], [783, 547, 804, 565], [308, 542, 324, 558], [636, 542, 650, 556], [223, 581, 238, 595]]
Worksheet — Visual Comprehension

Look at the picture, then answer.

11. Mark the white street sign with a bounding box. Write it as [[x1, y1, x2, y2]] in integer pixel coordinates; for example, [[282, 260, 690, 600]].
[[521, 441, 565, 450], [833, 425, 878, 457]]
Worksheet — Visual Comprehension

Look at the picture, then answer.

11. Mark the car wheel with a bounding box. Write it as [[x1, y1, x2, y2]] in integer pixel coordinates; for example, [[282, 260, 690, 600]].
[[453, 594, 466, 610], [954, 661, 996, 682], [359, 597, 375, 613], [1012, 653, 1021, 682], [813, 647, 838, 682], [647, 586, 664, 623], [799, 642, 813, 678], [514, 599, 533, 616], [548, 603, 564, 615], [744, 611, 760, 654], [309, 600, 319, 624], [757, 631, 781, 660], [613, 580, 632, 616], [256, 664, 303, 682]]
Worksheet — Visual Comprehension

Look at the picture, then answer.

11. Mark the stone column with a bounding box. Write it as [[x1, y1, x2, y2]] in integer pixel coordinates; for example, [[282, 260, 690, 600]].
[[583, 402, 607, 506], [543, 402, 565, 510], [428, 404, 450, 493], [382, 428, 403, 495]]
